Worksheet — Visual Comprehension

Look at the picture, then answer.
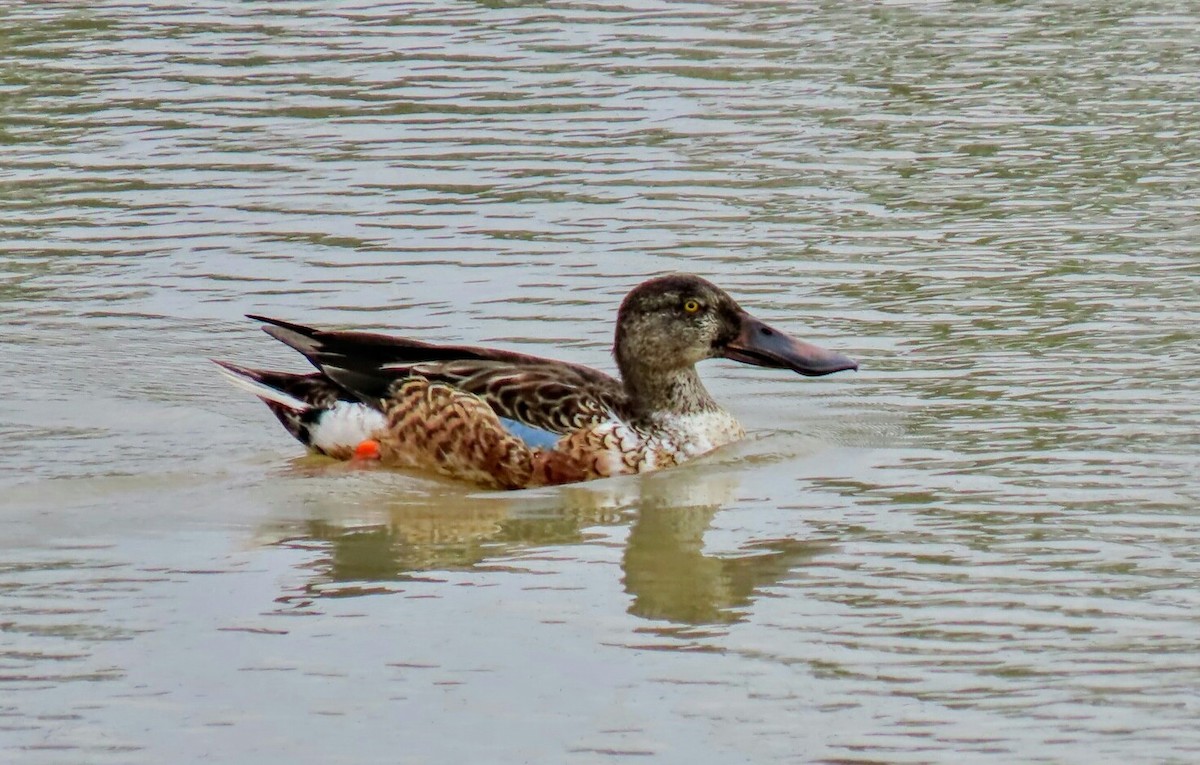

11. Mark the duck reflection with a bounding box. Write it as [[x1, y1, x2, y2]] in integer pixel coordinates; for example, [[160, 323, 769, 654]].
[[624, 511, 826, 625], [263, 461, 830, 626]]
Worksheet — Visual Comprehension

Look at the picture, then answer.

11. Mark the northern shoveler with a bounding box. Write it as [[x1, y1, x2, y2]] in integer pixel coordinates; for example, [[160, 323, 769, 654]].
[[216, 274, 857, 489]]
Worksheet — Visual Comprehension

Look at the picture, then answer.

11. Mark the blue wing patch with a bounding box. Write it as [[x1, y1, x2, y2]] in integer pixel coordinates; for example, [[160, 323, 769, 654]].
[[498, 417, 561, 449]]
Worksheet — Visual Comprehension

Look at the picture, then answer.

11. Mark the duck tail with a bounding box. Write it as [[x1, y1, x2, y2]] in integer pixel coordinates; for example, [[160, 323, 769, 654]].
[[214, 360, 356, 448], [213, 360, 314, 413], [215, 360, 390, 457]]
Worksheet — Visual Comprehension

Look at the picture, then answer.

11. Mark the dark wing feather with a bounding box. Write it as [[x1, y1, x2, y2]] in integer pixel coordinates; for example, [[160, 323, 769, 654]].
[[213, 359, 351, 409], [250, 316, 626, 434]]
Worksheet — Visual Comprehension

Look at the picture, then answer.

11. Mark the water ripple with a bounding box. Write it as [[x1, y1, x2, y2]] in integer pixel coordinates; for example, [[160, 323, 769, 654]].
[[2, 1, 1198, 762]]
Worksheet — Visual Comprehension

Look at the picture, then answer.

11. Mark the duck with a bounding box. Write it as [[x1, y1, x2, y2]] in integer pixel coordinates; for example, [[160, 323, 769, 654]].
[[216, 274, 857, 489]]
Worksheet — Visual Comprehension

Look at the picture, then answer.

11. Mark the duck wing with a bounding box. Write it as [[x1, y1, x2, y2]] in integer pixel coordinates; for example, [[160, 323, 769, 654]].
[[248, 315, 626, 435]]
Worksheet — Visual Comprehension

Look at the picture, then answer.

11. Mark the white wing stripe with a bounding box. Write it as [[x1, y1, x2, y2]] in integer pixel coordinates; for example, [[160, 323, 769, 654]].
[[217, 366, 312, 412]]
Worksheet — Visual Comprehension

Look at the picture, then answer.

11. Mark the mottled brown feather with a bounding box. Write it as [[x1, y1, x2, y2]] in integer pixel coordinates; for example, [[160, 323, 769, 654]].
[[375, 379, 598, 489]]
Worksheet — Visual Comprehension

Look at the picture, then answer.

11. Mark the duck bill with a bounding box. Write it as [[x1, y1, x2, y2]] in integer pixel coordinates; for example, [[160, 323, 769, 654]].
[[723, 313, 858, 377]]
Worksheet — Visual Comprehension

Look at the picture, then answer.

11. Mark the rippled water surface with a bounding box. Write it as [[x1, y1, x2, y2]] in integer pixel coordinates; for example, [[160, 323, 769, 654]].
[[3, 2, 1199, 763]]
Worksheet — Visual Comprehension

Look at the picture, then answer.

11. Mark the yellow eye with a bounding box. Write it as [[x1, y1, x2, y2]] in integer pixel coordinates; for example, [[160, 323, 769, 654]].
[[683, 299, 701, 314]]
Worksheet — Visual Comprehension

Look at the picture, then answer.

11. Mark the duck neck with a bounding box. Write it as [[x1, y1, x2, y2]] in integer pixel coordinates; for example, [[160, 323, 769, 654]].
[[619, 362, 721, 421]]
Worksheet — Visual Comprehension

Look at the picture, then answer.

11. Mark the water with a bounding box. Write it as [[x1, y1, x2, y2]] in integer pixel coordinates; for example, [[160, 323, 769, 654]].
[[3, 1, 1199, 762]]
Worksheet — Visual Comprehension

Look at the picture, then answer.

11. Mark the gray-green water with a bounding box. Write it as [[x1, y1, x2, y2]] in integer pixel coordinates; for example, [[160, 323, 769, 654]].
[[3, 2, 1199, 763]]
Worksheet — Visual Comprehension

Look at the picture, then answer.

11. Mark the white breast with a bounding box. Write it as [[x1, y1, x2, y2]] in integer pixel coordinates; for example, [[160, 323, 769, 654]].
[[652, 410, 745, 458]]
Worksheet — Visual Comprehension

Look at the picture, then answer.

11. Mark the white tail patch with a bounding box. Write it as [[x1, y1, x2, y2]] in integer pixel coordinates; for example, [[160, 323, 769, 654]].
[[216, 366, 312, 412], [310, 402, 388, 453]]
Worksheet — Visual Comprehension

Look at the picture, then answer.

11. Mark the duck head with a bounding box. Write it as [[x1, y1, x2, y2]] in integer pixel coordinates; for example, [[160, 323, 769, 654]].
[[614, 274, 858, 382]]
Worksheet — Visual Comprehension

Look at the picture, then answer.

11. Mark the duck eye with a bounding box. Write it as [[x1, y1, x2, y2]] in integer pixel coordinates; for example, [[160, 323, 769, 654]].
[[682, 299, 702, 314]]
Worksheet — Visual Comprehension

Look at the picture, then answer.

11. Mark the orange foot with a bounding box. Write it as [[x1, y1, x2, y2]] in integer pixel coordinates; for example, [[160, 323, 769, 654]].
[[353, 439, 382, 460]]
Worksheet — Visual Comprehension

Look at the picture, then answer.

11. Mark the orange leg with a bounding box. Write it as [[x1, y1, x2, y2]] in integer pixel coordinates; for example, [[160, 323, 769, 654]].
[[353, 439, 382, 460]]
